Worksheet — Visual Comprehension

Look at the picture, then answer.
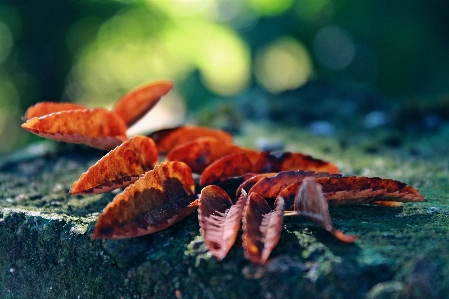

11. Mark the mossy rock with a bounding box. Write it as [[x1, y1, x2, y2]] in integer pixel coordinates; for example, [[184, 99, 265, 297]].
[[1, 121, 448, 299]]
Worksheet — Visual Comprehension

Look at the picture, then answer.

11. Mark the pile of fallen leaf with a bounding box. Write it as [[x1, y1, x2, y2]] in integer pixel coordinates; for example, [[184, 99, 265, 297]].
[[21, 80, 425, 265]]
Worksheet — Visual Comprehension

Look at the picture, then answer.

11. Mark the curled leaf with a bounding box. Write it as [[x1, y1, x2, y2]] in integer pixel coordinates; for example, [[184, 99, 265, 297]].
[[23, 102, 87, 120], [200, 153, 253, 187], [198, 185, 246, 261], [283, 177, 356, 243], [21, 108, 128, 150], [315, 176, 426, 205], [149, 125, 233, 154], [70, 136, 158, 195], [248, 170, 340, 201], [167, 138, 259, 173], [252, 151, 340, 174], [242, 192, 285, 265], [112, 80, 173, 128], [92, 161, 198, 239]]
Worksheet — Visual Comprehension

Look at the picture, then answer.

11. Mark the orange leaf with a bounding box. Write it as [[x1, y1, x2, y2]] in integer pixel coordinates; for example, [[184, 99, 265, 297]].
[[70, 136, 158, 195], [248, 171, 341, 203], [112, 80, 173, 128], [149, 125, 233, 154], [23, 102, 87, 120], [200, 153, 253, 187], [92, 161, 198, 239], [283, 177, 356, 243], [242, 192, 285, 265], [315, 176, 426, 205], [21, 108, 128, 150], [166, 138, 259, 173], [252, 151, 340, 174], [198, 185, 246, 261]]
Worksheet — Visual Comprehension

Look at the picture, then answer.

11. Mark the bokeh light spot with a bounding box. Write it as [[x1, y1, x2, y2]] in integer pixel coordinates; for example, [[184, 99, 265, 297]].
[[195, 25, 251, 96], [0, 21, 13, 64], [313, 25, 355, 70], [248, 0, 294, 15], [255, 37, 313, 93]]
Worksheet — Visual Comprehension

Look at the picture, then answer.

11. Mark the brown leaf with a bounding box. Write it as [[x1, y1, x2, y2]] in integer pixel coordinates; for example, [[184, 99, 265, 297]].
[[23, 102, 87, 120], [315, 176, 426, 205], [92, 161, 198, 239], [21, 108, 128, 150], [198, 185, 246, 261], [242, 192, 285, 265], [149, 125, 233, 154], [70, 136, 158, 195], [200, 153, 253, 187], [283, 177, 356, 243], [248, 170, 340, 202], [112, 80, 173, 128], [166, 137, 260, 173], [252, 151, 340, 174]]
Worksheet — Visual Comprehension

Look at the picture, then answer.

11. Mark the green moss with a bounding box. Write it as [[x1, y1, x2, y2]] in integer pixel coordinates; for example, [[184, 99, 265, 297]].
[[1, 121, 449, 298]]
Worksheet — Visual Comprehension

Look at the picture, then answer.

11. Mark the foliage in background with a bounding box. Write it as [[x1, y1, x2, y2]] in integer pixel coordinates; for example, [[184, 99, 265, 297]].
[[0, 0, 448, 153]]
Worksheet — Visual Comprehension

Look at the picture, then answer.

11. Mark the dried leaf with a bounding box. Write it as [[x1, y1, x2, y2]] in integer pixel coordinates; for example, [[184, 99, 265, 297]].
[[92, 161, 198, 239], [149, 125, 233, 154], [23, 102, 87, 120], [198, 185, 246, 261], [248, 170, 340, 201], [242, 192, 285, 265], [21, 108, 128, 150], [252, 151, 340, 174], [70, 136, 158, 195], [283, 177, 356, 243], [315, 176, 426, 205], [112, 80, 173, 128], [200, 153, 253, 187], [167, 137, 259, 173]]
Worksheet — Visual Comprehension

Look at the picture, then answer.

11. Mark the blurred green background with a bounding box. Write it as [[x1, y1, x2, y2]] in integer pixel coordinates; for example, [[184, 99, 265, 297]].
[[0, 0, 448, 154]]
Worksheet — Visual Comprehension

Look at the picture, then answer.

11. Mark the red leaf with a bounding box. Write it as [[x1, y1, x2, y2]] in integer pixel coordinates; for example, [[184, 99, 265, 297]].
[[198, 185, 246, 261], [283, 177, 356, 243], [92, 161, 198, 239], [252, 151, 340, 174], [242, 192, 285, 265], [167, 138, 260, 173], [149, 125, 233, 154], [21, 108, 128, 150], [315, 176, 426, 205], [23, 102, 87, 120], [200, 153, 253, 187], [70, 136, 158, 195], [248, 170, 340, 201], [112, 80, 173, 128]]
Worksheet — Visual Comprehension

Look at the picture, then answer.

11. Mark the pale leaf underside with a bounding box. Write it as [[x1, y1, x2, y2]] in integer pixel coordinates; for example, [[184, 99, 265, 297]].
[[198, 186, 246, 260], [242, 192, 285, 265], [284, 177, 356, 243]]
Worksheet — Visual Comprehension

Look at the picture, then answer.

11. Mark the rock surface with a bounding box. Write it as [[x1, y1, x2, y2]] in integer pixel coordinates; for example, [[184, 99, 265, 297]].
[[1, 121, 449, 299]]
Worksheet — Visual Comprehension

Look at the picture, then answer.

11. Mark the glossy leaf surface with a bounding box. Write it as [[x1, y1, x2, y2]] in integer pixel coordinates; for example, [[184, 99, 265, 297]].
[[167, 138, 260, 173], [315, 176, 426, 205], [242, 192, 285, 265], [21, 108, 128, 150], [92, 161, 198, 239], [198, 185, 246, 261], [24, 102, 87, 120], [112, 80, 173, 127], [149, 125, 233, 154], [200, 153, 253, 186], [252, 151, 340, 174], [70, 136, 158, 195]]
